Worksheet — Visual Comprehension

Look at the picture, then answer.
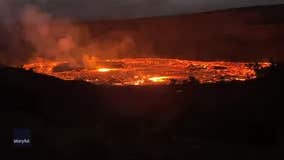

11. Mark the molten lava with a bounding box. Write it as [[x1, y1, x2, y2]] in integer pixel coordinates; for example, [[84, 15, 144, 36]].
[[97, 68, 117, 72], [23, 58, 271, 86]]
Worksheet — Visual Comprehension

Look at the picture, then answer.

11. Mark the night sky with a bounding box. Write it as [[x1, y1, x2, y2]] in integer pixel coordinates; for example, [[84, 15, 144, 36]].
[[1, 0, 284, 20]]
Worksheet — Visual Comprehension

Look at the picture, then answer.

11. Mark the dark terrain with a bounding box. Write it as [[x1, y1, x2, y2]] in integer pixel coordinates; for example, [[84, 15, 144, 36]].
[[0, 63, 283, 159], [1, 4, 284, 160], [76, 4, 284, 61]]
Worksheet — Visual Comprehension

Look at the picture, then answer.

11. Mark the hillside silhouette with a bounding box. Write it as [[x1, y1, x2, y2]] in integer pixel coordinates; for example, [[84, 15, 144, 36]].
[[1, 4, 284, 160], [0, 63, 283, 159]]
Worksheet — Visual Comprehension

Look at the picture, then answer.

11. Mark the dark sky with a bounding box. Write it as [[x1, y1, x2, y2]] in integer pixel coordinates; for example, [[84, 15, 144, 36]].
[[1, 0, 284, 20]]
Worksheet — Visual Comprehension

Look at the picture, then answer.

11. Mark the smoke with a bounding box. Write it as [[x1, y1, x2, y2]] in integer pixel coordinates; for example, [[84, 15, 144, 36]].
[[0, 3, 138, 66], [20, 5, 87, 63], [0, 0, 30, 65]]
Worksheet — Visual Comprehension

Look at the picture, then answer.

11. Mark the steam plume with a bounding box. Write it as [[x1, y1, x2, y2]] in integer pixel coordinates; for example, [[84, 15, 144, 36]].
[[0, 3, 137, 66]]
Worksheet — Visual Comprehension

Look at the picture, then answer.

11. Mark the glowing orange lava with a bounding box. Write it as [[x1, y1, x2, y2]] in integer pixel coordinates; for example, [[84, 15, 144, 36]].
[[23, 58, 271, 86], [97, 68, 114, 72], [148, 76, 170, 83]]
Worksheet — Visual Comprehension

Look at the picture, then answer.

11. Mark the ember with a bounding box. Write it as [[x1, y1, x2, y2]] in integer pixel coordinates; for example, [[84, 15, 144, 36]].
[[23, 58, 271, 86]]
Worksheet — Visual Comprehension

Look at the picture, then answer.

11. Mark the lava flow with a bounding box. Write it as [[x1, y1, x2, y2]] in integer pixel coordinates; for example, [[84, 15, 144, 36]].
[[23, 58, 271, 86]]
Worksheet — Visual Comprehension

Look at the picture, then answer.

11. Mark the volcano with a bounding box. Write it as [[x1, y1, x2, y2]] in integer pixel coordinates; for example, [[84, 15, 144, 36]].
[[1, 4, 284, 160]]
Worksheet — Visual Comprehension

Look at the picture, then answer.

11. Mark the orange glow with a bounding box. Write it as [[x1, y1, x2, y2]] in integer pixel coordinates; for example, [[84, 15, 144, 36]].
[[149, 76, 169, 83], [22, 58, 271, 86], [97, 68, 113, 72]]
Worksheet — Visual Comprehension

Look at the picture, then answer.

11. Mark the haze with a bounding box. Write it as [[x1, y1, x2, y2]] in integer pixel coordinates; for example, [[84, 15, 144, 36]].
[[1, 0, 284, 20]]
